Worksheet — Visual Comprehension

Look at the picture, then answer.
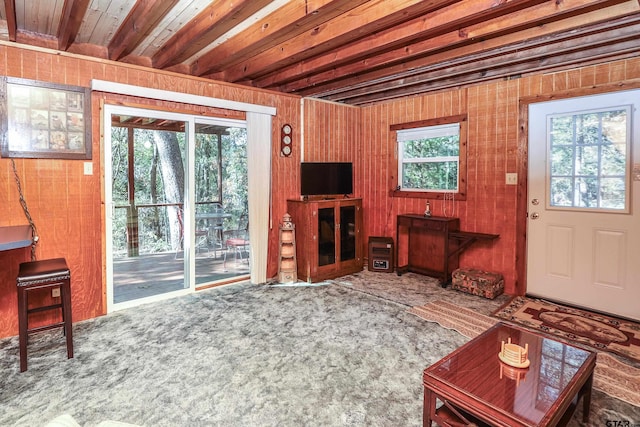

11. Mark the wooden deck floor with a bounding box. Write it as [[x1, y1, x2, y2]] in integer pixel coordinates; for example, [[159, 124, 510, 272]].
[[113, 249, 249, 303]]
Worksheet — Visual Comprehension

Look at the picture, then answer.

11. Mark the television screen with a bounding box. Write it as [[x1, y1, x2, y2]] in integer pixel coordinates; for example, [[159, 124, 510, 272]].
[[301, 162, 353, 196]]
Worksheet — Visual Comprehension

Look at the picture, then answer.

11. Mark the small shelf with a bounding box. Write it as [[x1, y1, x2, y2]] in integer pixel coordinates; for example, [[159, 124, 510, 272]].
[[278, 214, 298, 283], [0, 225, 32, 252]]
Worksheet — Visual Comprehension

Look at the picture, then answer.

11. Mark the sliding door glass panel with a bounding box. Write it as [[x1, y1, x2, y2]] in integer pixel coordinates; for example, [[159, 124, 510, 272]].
[[194, 121, 249, 285], [110, 114, 188, 304]]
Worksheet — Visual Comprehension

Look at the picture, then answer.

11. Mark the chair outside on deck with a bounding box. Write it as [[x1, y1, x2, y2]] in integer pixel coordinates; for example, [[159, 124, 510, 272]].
[[223, 214, 249, 270], [175, 207, 209, 259], [208, 203, 226, 258]]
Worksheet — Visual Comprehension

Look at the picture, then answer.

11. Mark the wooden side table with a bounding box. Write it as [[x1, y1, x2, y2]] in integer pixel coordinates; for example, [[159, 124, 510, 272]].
[[423, 323, 596, 427], [396, 214, 499, 285], [396, 215, 460, 285]]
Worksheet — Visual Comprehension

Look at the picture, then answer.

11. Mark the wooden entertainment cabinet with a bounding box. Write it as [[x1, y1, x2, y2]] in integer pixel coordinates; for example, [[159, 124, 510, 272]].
[[287, 198, 363, 282]]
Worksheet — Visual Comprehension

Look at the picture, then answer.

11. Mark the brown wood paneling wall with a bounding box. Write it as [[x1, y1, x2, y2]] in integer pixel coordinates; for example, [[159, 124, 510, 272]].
[[1, 40, 638, 339], [0, 43, 300, 338], [359, 91, 468, 268], [302, 98, 360, 164], [357, 57, 640, 295]]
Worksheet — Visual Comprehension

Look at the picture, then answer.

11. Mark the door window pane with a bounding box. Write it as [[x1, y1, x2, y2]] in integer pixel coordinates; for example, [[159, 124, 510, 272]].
[[548, 108, 629, 211]]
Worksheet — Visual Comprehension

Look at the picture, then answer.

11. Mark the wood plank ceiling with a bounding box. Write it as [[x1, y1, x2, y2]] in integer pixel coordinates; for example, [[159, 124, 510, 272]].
[[1, 0, 639, 105]]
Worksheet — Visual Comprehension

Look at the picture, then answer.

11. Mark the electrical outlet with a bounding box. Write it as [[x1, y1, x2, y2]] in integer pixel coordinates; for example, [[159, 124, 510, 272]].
[[84, 162, 93, 175], [506, 173, 518, 185], [52, 288, 61, 298]]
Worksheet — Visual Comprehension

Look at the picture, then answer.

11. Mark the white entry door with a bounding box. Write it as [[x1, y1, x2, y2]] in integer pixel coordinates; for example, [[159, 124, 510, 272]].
[[528, 90, 640, 321]]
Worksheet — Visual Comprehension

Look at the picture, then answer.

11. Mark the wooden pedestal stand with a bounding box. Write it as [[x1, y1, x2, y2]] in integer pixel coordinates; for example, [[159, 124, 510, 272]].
[[278, 213, 297, 283]]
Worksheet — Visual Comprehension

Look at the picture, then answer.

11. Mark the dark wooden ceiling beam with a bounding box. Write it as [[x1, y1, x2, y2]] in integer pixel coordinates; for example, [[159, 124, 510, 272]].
[[313, 9, 640, 99], [108, 0, 180, 61], [328, 20, 640, 103], [190, 0, 371, 77], [152, 0, 272, 70], [7, 0, 640, 105], [253, 0, 549, 89], [343, 37, 640, 105], [4, 0, 16, 41], [211, 0, 460, 83], [290, 0, 637, 96], [56, 0, 90, 50]]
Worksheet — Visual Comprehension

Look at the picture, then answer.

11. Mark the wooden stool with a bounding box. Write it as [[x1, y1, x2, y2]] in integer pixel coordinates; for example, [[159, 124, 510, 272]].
[[17, 258, 73, 372]]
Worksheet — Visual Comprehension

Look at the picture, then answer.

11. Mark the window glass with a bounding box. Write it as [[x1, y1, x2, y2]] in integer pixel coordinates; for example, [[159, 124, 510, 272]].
[[397, 123, 460, 192], [548, 108, 629, 210]]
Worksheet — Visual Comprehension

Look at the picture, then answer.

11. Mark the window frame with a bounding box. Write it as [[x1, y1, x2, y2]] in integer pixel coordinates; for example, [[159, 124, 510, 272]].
[[390, 114, 467, 200]]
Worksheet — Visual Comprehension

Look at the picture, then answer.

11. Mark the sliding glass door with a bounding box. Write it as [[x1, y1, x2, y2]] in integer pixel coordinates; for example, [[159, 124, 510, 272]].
[[193, 121, 249, 285], [104, 105, 248, 311]]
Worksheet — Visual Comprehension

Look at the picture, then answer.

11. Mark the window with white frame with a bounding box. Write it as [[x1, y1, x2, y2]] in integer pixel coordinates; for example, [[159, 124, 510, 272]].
[[396, 120, 463, 193]]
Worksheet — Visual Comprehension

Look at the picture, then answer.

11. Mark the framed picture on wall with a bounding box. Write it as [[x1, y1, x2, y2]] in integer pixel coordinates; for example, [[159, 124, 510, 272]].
[[0, 77, 91, 159]]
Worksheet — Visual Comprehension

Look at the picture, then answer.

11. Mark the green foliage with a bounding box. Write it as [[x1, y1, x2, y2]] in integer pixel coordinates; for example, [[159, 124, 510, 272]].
[[110, 124, 248, 256], [401, 135, 459, 191], [402, 162, 457, 190], [403, 136, 459, 158], [549, 109, 627, 209]]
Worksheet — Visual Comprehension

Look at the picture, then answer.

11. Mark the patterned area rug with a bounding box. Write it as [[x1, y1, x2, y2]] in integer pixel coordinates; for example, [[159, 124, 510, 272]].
[[493, 296, 640, 364], [408, 300, 640, 407]]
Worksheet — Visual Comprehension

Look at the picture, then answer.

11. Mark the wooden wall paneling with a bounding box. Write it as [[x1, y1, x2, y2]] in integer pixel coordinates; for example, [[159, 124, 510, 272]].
[[0, 44, 302, 338], [540, 72, 554, 94], [553, 71, 568, 92], [314, 100, 324, 160], [566, 69, 581, 90], [479, 83, 503, 269], [358, 59, 637, 297], [36, 50, 53, 82], [499, 80, 520, 284], [628, 57, 640, 76], [584, 65, 599, 87], [335, 103, 342, 161], [375, 108, 390, 237], [610, 61, 626, 82], [382, 102, 391, 237], [361, 104, 372, 236], [22, 49, 38, 80], [465, 85, 480, 225], [269, 95, 302, 279], [1, 42, 638, 338], [361, 105, 371, 234], [594, 63, 612, 85]]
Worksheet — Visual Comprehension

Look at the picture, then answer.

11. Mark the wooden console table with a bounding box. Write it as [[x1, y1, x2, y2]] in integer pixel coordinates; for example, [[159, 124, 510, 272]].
[[396, 214, 498, 285]]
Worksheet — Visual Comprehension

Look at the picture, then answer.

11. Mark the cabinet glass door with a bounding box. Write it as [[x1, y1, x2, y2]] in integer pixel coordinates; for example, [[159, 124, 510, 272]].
[[318, 207, 336, 266], [340, 205, 356, 261]]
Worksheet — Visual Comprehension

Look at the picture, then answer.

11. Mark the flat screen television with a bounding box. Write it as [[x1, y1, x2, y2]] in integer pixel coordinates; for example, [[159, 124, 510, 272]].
[[301, 162, 353, 196]]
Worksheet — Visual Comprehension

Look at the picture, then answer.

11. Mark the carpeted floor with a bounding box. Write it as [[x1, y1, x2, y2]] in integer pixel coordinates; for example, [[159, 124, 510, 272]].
[[0, 270, 638, 426]]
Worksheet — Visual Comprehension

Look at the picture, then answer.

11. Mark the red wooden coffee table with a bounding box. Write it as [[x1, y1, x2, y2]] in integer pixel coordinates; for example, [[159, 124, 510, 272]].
[[423, 322, 596, 426]]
